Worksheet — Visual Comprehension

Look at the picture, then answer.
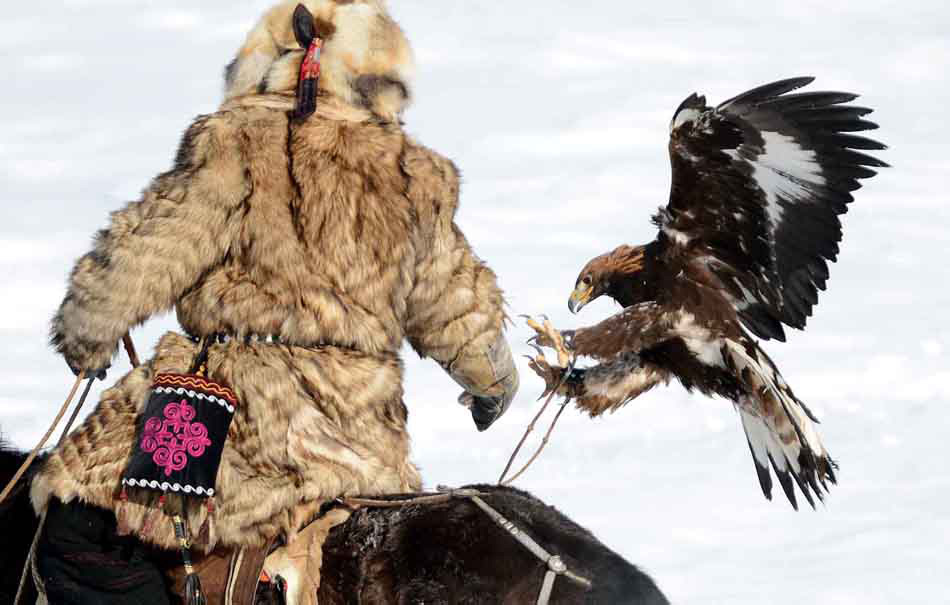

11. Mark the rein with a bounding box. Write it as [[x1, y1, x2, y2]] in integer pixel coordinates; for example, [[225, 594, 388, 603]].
[[0, 374, 87, 506], [10, 333, 141, 605], [13, 375, 97, 605], [342, 487, 592, 604]]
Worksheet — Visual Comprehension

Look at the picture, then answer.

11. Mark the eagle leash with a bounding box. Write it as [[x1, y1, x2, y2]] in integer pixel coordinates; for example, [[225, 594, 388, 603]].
[[497, 377, 573, 486], [498, 319, 576, 486]]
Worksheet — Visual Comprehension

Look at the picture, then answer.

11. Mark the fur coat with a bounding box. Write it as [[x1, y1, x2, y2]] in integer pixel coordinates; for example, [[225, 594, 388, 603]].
[[32, 0, 519, 551]]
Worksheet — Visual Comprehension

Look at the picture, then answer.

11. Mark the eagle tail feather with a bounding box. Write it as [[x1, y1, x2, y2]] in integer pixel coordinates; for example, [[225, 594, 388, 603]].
[[728, 339, 835, 509], [740, 409, 775, 502], [768, 452, 799, 511]]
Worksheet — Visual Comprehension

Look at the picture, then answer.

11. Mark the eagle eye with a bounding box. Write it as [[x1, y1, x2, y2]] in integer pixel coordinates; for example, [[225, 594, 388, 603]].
[[581, 275, 593, 286]]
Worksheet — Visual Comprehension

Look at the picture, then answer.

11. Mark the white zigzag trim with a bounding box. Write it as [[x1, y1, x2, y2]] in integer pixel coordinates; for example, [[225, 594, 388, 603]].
[[122, 477, 215, 496], [154, 386, 235, 414]]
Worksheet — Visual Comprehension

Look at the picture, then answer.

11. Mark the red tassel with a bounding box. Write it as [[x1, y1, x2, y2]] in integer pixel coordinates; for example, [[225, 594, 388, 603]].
[[140, 493, 167, 538], [195, 498, 216, 551], [116, 487, 132, 536], [294, 37, 324, 120], [140, 510, 156, 537], [206, 502, 216, 551]]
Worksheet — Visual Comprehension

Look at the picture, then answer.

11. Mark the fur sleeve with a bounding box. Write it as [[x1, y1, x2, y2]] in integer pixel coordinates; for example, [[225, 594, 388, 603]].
[[402, 145, 519, 405], [50, 113, 249, 373]]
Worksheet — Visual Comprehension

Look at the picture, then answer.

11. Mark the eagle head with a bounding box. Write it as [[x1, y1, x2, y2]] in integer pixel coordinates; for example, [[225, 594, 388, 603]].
[[569, 244, 649, 314]]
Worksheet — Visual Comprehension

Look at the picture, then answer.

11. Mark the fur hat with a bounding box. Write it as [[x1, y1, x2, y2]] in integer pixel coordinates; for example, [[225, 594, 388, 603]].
[[224, 0, 414, 122]]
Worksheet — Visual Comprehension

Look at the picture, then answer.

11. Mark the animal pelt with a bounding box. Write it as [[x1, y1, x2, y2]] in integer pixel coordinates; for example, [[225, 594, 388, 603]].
[[309, 485, 670, 605], [37, 0, 516, 552]]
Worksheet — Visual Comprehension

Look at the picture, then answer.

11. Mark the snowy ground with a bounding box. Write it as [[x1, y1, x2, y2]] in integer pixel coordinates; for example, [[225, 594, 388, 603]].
[[1, 1, 947, 603]]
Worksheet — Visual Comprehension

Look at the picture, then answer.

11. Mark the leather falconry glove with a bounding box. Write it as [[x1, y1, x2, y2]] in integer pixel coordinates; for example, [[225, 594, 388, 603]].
[[451, 333, 520, 431]]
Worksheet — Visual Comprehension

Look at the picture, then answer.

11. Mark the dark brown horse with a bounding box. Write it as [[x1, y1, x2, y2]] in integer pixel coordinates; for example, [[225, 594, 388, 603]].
[[2, 444, 669, 604]]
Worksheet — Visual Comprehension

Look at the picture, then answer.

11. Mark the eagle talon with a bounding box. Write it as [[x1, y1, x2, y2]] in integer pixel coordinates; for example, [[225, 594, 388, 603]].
[[524, 316, 572, 367], [526, 348, 575, 400]]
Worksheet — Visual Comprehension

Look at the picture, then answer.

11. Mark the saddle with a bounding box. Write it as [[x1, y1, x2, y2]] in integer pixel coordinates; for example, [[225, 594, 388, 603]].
[[164, 508, 351, 605], [165, 546, 271, 605]]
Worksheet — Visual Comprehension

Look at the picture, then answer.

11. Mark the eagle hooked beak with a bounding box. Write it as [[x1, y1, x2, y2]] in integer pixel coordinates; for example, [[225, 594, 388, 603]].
[[568, 284, 592, 314]]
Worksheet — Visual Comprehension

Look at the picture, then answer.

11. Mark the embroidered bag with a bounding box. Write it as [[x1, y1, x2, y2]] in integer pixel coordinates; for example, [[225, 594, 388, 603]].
[[122, 373, 236, 500], [119, 342, 237, 605]]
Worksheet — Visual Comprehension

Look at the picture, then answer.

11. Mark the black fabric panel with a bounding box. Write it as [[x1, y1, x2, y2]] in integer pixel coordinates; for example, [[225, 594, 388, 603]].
[[36, 498, 172, 605]]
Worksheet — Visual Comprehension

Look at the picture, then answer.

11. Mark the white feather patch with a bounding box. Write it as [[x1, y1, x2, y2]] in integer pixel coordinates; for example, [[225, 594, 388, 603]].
[[662, 225, 691, 245], [731, 278, 758, 311], [670, 108, 701, 133], [727, 130, 826, 229], [739, 406, 771, 468], [674, 312, 724, 366]]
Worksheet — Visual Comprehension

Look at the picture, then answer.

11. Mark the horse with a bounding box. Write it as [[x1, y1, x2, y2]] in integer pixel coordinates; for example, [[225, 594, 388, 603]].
[[1, 442, 40, 605], [1, 443, 669, 604]]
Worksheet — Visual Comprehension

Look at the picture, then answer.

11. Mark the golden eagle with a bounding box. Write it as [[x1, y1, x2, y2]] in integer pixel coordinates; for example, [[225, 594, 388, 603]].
[[528, 77, 887, 509]]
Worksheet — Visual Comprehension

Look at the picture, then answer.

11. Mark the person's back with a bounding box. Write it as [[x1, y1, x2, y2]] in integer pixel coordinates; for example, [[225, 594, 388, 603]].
[[174, 100, 504, 362], [31, 2, 519, 602]]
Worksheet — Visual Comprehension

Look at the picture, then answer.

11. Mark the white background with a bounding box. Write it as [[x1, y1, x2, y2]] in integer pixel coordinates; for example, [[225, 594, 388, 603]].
[[1, 2, 947, 603]]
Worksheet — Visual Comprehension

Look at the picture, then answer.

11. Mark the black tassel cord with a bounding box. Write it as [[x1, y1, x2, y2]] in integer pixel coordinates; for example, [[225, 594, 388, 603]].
[[174, 514, 207, 605]]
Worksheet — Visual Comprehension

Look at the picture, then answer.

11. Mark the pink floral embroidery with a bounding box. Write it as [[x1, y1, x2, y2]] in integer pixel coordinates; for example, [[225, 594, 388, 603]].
[[140, 400, 212, 476]]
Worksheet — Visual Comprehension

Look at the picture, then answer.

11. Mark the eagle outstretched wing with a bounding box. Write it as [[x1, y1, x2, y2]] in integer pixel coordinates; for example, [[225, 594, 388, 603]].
[[568, 303, 671, 361], [658, 77, 888, 341]]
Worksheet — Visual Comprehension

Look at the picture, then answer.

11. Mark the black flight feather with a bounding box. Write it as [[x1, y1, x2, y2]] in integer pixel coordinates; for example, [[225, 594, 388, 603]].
[[661, 77, 887, 340]]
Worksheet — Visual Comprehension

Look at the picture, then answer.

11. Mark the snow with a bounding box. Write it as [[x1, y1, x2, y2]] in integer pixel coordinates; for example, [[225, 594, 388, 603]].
[[1, 1, 947, 603]]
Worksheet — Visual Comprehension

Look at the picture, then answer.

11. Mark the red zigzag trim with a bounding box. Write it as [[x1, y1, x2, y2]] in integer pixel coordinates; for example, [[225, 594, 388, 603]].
[[152, 373, 238, 407]]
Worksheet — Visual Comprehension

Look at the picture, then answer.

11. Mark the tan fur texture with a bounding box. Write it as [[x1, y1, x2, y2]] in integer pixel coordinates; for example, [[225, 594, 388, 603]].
[[263, 507, 352, 605], [37, 1, 515, 551], [225, 0, 414, 122]]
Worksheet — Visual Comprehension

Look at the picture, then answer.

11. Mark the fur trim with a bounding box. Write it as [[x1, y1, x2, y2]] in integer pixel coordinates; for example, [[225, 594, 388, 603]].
[[224, 0, 414, 122]]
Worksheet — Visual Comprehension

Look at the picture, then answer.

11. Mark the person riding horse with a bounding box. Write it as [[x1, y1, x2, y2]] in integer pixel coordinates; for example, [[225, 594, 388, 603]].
[[30, 1, 519, 602]]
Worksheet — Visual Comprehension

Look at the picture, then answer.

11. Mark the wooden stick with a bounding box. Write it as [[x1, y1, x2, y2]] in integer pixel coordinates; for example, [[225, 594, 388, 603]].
[[122, 333, 140, 368], [342, 489, 486, 510]]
